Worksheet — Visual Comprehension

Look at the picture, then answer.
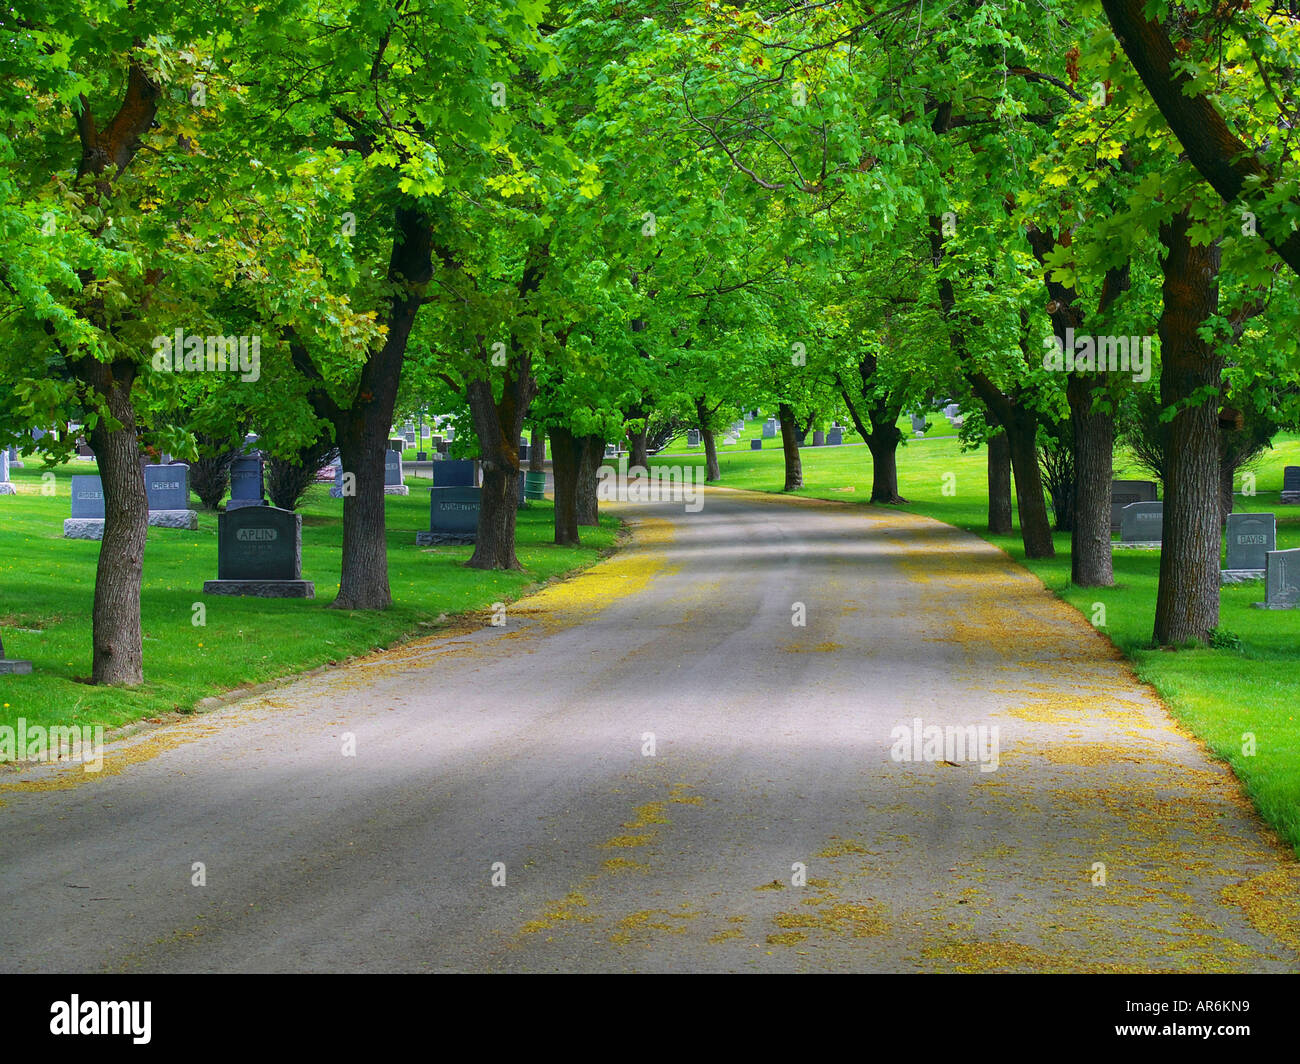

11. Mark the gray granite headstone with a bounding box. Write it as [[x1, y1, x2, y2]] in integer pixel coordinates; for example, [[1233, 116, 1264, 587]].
[[750, 439, 762, 450], [204, 506, 312, 597], [812, 430, 825, 446], [1120, 501, 1163, 544], [433, 459, 475, 488], [1223, 512, 1275, 578], [0, 631, 32, 674], [383, 449, 409, 495], [227, 456, 266, 510], [145, 464, 190, 511], [416, 486, 481, 545], [827, 426, 844, 446], [0, 450, 12, 495], [70, 475, 105, 518], [762, 419, 777, 438], [688, 429, 701, 447], [1282, 466, 1300, 504], [1111, 479, 1158, 530], [1253, 548, 1300, 609], [911, 414, 926, 433]]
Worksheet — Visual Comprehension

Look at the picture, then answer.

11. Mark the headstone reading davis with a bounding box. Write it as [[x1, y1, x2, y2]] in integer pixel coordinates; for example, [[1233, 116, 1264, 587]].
[[1221, 513, 1276, 584], [203, 506, 314, 598], [64, 475, 106, 539], [416, 487, 480, 546], [0, 449, 13, 495], [144, 464, 198, 530], [1281, 466, 1300, 504], [1110, 479, 1158, 531], [1118, 501, 1163, 547], [1253, 548, 1300, 609], [384, 449, 409, 496], [227, 455, 266, 510]]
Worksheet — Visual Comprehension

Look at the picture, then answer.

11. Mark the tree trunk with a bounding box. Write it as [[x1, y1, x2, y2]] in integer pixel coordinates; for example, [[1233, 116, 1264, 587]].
[[550, 426, 581, 545], [987, 430, 1013, 534], [1153, 211, 1223, 646], [778, 402, 803, 491], [702, 428, 720, 482], [335, 428, 390, 606], [1006, 416, 1055, 558], [629, 424, 649, 471], [85, 369, 147, 686], [577, 434, 603, 526], [1219, 458, 1235, 526], [466, 366, 534, 570], [530, 424, 546, 472], [1069, 376, 1114, 586]]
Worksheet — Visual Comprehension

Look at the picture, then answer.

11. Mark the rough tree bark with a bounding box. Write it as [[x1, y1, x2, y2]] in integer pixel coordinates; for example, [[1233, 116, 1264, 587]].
[[291, 205, 432, 610], [628, 422, 650, 471], [778, 402, 803, 491], [576, 434, 603, 527], [1153, 210, 1224, 646], [530, 424, 546, 472], [987, 430, 1013, 534], [550, 425, 581, 546], [838, 363, 908, 504], [80, 361, 148, 685], [694, 398, 721, 482]]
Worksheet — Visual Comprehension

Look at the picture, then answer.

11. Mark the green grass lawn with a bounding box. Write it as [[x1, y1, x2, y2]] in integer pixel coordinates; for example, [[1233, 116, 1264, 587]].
[[0, 460, 617, 737], [648, 433, 1300, 857]]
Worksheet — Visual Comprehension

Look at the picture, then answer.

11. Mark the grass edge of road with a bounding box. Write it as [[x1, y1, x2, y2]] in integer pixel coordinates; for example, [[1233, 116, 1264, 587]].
[[683, 463, 1300, 862]]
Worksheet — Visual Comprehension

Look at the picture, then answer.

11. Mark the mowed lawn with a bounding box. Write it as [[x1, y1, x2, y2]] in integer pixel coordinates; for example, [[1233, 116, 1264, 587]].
[[0, 461, 617, 735], [651, 431, 1300, 857]]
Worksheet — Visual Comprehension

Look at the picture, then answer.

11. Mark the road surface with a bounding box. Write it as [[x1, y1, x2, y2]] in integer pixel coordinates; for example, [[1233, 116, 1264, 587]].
[[2, 489, 1298, 972]]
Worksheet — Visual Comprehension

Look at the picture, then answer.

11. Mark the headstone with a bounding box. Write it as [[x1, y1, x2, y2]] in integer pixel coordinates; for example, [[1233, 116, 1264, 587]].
[[416, 487, 481, 545], [433, 459, 476, 488], [329, 458, 347, 499], [605, 443, 617, 458], [64, 475, 106, 539], [227, 455, 266, 510], [751, 439, 762, 450], [75, 440, 94, 458], [911, 414, 926, 434], [417, 451, 428, 462], [1253, 549, 1300, 609], [1110, 479, 1158, 531], [384, 449, 409, 496], [812, 430, 825, 447], [519, 438, 530, 463], [1281, 466, 1300, 504], [144, 464, 198, 530], [732, 421, 744, 434], [242, 433, 260, 454], [203, 506, 313, 597], [445, 427, 454, 442], [404, 430, 416, 445], [0, 450, 13, 495], [1222, 512, 1276, 583], [688, 429, 701, 448], [1119, 501, 1163, 546], [944, 403, 960, 420], [0, 631, 32, 675], [389, 437, 405, 454], [762, 419, 777, 438], [827, 426, 844, 446]]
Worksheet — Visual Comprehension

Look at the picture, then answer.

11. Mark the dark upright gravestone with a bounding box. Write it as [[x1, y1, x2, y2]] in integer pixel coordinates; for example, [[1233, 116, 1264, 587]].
[[519, 437, 530, 463], [144, 464, 198, 529], [389, 438, 405, 454], [417, 487, 481, 546], [812, 429, 825, 446], [433, 459, 476, 488], [827, 426, 844, 446], [1281, 466, 1300, 504], [227, 455, 266, 510], [204, 506, 313, 597], [750, 439, 762, 451], [64, 475, 106, 539], [1222, 512, 1276, 583], [1253, 548, 1300, 609], [1119, 501, 1163, 546], [688, 429, 701, 448], [1110, 479, 1158, 531], [0, 449, 13, 495], [384, 449, 409, 495]]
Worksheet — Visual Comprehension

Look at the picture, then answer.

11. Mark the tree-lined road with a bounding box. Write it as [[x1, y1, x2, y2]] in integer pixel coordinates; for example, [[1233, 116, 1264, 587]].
[[2, 491, 1297, 972]]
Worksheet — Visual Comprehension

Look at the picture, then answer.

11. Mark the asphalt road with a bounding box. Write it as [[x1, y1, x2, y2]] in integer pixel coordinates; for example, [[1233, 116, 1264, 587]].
[[2, 489, 1298, 972]]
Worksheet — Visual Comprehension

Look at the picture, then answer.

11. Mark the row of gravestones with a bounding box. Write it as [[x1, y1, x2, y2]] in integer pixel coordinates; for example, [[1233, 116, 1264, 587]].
[[750, 422, 845, 450], [1109, 479, 1298, 608], [414, 459, 527, 546], [63, 466, 199, 540]]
